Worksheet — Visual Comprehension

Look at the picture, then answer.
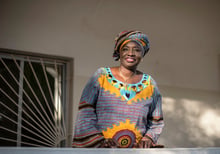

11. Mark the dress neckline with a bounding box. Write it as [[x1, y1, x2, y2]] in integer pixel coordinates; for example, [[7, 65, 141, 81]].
[[106, 67, 147, 86]]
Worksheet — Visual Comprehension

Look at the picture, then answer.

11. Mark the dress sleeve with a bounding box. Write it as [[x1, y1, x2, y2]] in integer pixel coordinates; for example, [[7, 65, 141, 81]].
[[72, 68, 105, 148], [144, 77, 164, 143]]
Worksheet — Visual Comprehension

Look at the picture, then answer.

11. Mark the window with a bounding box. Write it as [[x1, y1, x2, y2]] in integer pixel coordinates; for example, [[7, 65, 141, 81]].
[[0, 48, 73, 147]]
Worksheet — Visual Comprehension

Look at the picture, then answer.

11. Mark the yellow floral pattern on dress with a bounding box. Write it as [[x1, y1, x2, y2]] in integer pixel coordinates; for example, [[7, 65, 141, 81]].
[[127, 83, 154, 104], [102, 119, 142, 148], [98, 74, 126, 100], [98, 72, 154, 104]]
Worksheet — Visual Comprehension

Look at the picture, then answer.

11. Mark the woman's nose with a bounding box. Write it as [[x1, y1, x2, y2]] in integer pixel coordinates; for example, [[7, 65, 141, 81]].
[[127, 49, 135, 55]]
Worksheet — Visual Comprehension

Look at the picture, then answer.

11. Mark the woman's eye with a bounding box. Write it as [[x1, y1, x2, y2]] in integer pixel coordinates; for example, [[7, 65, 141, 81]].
[[133, 48, 142, 52], [121, 48, 142, 53], [134, 49, 141, 52], [122, 48, 128, 51]]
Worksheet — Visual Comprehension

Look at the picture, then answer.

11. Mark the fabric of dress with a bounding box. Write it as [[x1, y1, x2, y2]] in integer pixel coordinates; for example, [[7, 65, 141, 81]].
[[72, 67, 164, 148]]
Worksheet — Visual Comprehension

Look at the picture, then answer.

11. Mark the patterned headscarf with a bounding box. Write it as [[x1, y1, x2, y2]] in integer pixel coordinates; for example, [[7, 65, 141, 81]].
[[113, 30, 150, 61]]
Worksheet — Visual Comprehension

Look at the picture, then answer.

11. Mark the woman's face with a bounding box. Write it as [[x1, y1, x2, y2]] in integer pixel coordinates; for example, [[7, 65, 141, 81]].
[[119, 41, 144, 69]]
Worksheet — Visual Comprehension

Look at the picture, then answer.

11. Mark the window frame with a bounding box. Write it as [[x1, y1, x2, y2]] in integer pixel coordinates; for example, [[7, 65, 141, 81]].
[[0, 48, 74, 147]]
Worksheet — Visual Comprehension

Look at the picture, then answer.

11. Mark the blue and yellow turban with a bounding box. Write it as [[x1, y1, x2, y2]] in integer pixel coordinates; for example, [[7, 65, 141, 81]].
[[113, 30, 150, 61]]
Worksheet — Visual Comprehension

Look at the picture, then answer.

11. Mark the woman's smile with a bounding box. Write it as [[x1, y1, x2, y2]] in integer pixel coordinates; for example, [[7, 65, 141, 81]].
[[125, 57, 136, 63]]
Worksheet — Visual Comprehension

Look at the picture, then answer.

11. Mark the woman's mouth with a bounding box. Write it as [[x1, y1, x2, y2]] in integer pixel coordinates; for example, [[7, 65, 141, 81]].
[[126, 58, 135, 62]]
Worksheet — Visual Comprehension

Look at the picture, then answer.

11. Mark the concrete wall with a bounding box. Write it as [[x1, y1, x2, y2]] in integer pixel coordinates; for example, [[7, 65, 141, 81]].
[[0, 0, 219, 148]]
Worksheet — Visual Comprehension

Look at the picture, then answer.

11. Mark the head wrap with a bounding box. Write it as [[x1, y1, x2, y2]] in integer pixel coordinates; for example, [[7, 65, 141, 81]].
[[113, 30, 150, 61]]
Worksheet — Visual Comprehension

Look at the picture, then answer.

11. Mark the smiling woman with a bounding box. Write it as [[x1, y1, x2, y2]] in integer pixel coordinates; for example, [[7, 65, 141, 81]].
[[72, 30, 164, 148]]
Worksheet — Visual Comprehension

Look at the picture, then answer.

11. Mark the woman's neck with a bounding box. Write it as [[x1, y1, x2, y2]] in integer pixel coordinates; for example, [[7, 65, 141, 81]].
[[119, 66, 136, 75], [118, 66, 136, 83]]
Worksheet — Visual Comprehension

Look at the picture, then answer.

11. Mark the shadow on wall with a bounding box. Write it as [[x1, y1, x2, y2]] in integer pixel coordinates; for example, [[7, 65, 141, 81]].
[[159, 86, 220, 148]]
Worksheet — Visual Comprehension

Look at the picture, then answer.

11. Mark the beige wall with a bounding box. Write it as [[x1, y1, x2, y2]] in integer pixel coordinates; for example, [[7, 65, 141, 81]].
[[0, 0, 219, 147]]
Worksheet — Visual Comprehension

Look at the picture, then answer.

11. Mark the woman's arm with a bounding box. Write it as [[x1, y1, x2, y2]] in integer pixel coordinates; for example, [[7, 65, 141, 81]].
[[72, 68, 105, 148], [145, 80, 164, 144]]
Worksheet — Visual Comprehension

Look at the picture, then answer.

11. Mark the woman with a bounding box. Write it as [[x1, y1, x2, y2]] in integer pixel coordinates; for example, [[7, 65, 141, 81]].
[[72, 30, 164, 148]]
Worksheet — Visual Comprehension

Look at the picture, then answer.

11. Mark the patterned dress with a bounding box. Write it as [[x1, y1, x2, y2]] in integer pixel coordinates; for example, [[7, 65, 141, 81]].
[[72, 67, 164, 148]]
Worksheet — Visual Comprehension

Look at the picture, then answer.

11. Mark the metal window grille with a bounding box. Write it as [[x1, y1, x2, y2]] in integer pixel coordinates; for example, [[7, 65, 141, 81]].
[[0, 49, 73, 147]]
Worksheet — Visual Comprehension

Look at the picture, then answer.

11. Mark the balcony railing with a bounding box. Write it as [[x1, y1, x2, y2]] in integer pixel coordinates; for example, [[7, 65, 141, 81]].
[[0, 147, 220, 154]]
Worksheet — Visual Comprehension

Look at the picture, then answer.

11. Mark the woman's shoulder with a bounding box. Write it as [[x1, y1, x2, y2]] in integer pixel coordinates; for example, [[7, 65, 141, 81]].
[[87, 67, 109, 84], [93, 67, 109, 75], [140, 71, 158, 85]]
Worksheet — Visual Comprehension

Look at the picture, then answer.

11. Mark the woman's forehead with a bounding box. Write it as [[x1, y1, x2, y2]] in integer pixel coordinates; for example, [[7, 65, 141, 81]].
[[122, 41, 142, 48]]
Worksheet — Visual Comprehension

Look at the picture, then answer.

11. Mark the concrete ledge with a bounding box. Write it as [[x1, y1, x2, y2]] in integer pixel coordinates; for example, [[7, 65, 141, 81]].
[[0, 147, 220, 154]]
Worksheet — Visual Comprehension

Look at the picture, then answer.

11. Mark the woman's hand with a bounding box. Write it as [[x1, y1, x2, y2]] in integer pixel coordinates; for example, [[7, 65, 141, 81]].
[[134, 136, 154, 148], [100, 138, 120, 148]]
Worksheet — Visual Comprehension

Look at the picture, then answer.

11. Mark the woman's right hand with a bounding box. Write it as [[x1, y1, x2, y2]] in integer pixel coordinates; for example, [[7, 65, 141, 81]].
[[100, 138, 120, 148]]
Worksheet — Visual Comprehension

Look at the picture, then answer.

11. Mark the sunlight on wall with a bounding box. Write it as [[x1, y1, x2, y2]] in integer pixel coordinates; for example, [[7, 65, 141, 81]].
[[181, 99, 220, 138], [162, 96, 220, 147], [199, 110, 220, 137], [162, 97, 176, 112], [181, 99, 201, 115]]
